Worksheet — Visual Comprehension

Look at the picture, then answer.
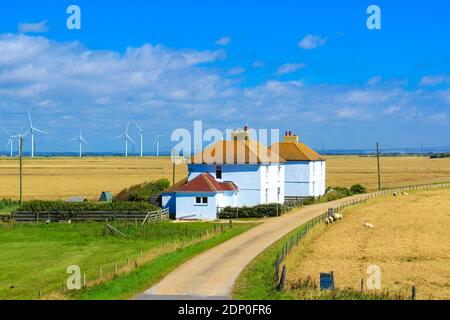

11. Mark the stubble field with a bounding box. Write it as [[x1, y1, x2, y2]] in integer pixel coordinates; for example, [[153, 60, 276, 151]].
[[0, 155, 449, 200], [284, 188, 450, 299]]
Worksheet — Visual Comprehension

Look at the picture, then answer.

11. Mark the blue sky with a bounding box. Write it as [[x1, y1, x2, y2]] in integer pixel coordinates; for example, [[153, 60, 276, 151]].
[[0, 0, 449, 154]]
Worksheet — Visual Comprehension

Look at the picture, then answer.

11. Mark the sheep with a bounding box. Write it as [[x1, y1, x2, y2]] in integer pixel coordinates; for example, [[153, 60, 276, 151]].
[[333, 213, 343, 220], [363, 220, 374, 229], [402, 191, 409, 196], [393, 192, 398, 197]]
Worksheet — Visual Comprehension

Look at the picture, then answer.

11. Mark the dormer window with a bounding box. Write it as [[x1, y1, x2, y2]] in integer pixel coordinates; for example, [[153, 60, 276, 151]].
[[216, 166, 222, 179]]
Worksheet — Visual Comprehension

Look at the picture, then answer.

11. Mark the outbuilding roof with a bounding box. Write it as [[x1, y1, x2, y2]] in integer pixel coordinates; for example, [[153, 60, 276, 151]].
[[191, 140, 285, 165], [163, 173, 238, 193], [270, 141, 324, 161]]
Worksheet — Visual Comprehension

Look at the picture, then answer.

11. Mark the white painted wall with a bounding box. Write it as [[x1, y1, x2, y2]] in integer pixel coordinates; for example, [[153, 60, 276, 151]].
[[188, 163, 284, 206], [285, 160, 326, 197], [175, 192, 218, 220], [162, 191, 237, 220]]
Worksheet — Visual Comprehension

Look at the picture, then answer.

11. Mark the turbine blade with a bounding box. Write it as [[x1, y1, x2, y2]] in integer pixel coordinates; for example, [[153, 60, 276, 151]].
[[33, 128, 47, 134], [80, 137, 88, 144], [133, 121, 142, 132], [127, 135, 135, 144], [28, 112, 33, 127], [114, 134, 124, 139]]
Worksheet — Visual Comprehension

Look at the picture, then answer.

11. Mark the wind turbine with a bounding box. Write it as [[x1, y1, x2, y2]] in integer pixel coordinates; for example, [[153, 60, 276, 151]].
[[115, 122, 135, 157], [4, 129, 17, 157], [71, 129, 88, 157], [133, 121, 143, 157], [28, 112, 47, 158], [154, 132, 164, 157]]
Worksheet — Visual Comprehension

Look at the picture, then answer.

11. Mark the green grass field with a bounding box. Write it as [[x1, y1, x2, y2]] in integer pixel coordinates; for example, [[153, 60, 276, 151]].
[[0, 221, 256, 300]]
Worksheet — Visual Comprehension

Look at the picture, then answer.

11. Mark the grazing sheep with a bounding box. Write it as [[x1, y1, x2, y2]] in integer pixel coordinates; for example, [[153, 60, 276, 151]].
[[333, 213, 343, 220], [402, 192, 409, 196], [363, 220, 374, 229], [393, 192, 398, 197]]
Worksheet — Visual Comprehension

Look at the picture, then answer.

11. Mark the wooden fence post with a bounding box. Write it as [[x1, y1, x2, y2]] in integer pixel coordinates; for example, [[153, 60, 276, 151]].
[[412, 286, 417, 300], [277, 265, 286, 291]]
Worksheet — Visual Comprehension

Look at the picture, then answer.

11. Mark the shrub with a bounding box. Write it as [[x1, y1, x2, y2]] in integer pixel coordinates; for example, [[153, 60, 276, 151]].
[[350, 184, 367, 194], [219, 203, 288, 219], [17, 200, 158, 213], [116, 179, 170, 201], [0, 199, 18, 210]]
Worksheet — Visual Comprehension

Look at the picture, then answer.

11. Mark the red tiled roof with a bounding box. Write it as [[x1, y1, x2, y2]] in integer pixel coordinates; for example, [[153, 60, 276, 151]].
[[165, 173, 238, 193]]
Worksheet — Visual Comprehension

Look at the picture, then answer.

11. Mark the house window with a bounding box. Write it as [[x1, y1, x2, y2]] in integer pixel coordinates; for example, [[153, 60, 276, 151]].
[[277, 187, 281, 202], [195, 197, 208, 205], [216, 166, 222, 179], [265, 189, 269, 203]]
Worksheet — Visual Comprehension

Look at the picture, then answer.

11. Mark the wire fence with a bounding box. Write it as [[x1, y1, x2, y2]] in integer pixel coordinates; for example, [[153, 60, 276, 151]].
[[36, 220, 235, 299], [274, 181, 450, 298]]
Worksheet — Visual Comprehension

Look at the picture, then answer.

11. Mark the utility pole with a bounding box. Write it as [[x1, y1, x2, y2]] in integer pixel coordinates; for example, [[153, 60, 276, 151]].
[[376, 142, 381, 191], [172, 149, 176, 185], [19, 136, 24, 206]]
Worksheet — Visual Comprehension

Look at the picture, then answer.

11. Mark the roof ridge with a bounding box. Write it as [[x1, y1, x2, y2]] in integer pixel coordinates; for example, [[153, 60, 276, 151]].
[[202, 173, 219, 192]]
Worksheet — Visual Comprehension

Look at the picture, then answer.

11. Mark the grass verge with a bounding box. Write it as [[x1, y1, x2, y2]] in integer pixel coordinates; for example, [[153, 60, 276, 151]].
[[70, 223, 256, 300]]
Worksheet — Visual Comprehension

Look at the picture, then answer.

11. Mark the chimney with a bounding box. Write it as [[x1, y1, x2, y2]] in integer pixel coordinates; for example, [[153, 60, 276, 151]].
[[231, 127, 251, 141], [284, 130, 299, 143]]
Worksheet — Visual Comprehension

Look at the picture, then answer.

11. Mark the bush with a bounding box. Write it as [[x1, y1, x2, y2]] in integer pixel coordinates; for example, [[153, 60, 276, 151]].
[[116, 179, 170, 201], [17, 200, 158, 213], [350, 184, 367, 194], [219, 203, 288, 219], [0, 199, 18, 210]]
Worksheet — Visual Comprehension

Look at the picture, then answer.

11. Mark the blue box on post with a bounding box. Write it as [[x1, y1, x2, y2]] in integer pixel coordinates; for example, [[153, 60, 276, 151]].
[[320, 272, 334, 290]]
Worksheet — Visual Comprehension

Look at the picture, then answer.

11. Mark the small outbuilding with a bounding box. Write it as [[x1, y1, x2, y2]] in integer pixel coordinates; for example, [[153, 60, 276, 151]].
[[99, 191, 113, 202], [66, 196, 88, 203], [162, 172, 238, 220]]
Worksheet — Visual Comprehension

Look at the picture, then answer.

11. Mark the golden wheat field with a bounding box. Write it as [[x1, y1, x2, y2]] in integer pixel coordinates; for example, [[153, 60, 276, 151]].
[[325, 155, 450, 190], [285, 188, 450, 300], [0, 155, 449, 200], [0, 157, 187, 200]]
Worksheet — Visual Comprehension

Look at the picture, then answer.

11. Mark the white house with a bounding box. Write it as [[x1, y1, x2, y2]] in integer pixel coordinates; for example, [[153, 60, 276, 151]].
[[162, 127, 285, 219], [270, 131, 326, 198], [162, 172, 238, 220]]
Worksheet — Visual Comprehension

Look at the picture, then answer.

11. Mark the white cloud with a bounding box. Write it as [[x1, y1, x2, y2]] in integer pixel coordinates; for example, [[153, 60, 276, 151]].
[[276, 63, 306, 75], [0, 34, 448, 151], [383, 106, 401, 115], [252, 61, 265, 68], [215, 36, 231, 46], [419, 75, 450, 87], [227, 66, 245, 76], [367, 76, 383, 86], [18, 20, 49, 33], [298, 34, 327, 49]]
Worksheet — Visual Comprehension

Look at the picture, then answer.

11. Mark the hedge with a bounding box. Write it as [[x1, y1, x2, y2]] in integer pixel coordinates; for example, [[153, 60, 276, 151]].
[[17, 200, 159, 213], [218, 203, 290, 219], [0, 199, 18, 210], [218, 184, 367, 219], [116, 178, 170, 201]]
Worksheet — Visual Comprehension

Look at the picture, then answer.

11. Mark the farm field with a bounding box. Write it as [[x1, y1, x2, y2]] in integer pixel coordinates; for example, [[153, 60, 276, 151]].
[[0, 221, 256, 300], [284, 188, 450, 300], [0, 157, 187, 201], [325, 155, 450, 190], [0, 156, 449, 201]]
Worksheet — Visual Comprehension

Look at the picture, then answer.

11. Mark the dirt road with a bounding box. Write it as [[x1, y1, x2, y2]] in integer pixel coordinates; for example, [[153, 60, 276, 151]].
[[136, 194, 370, 300]]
